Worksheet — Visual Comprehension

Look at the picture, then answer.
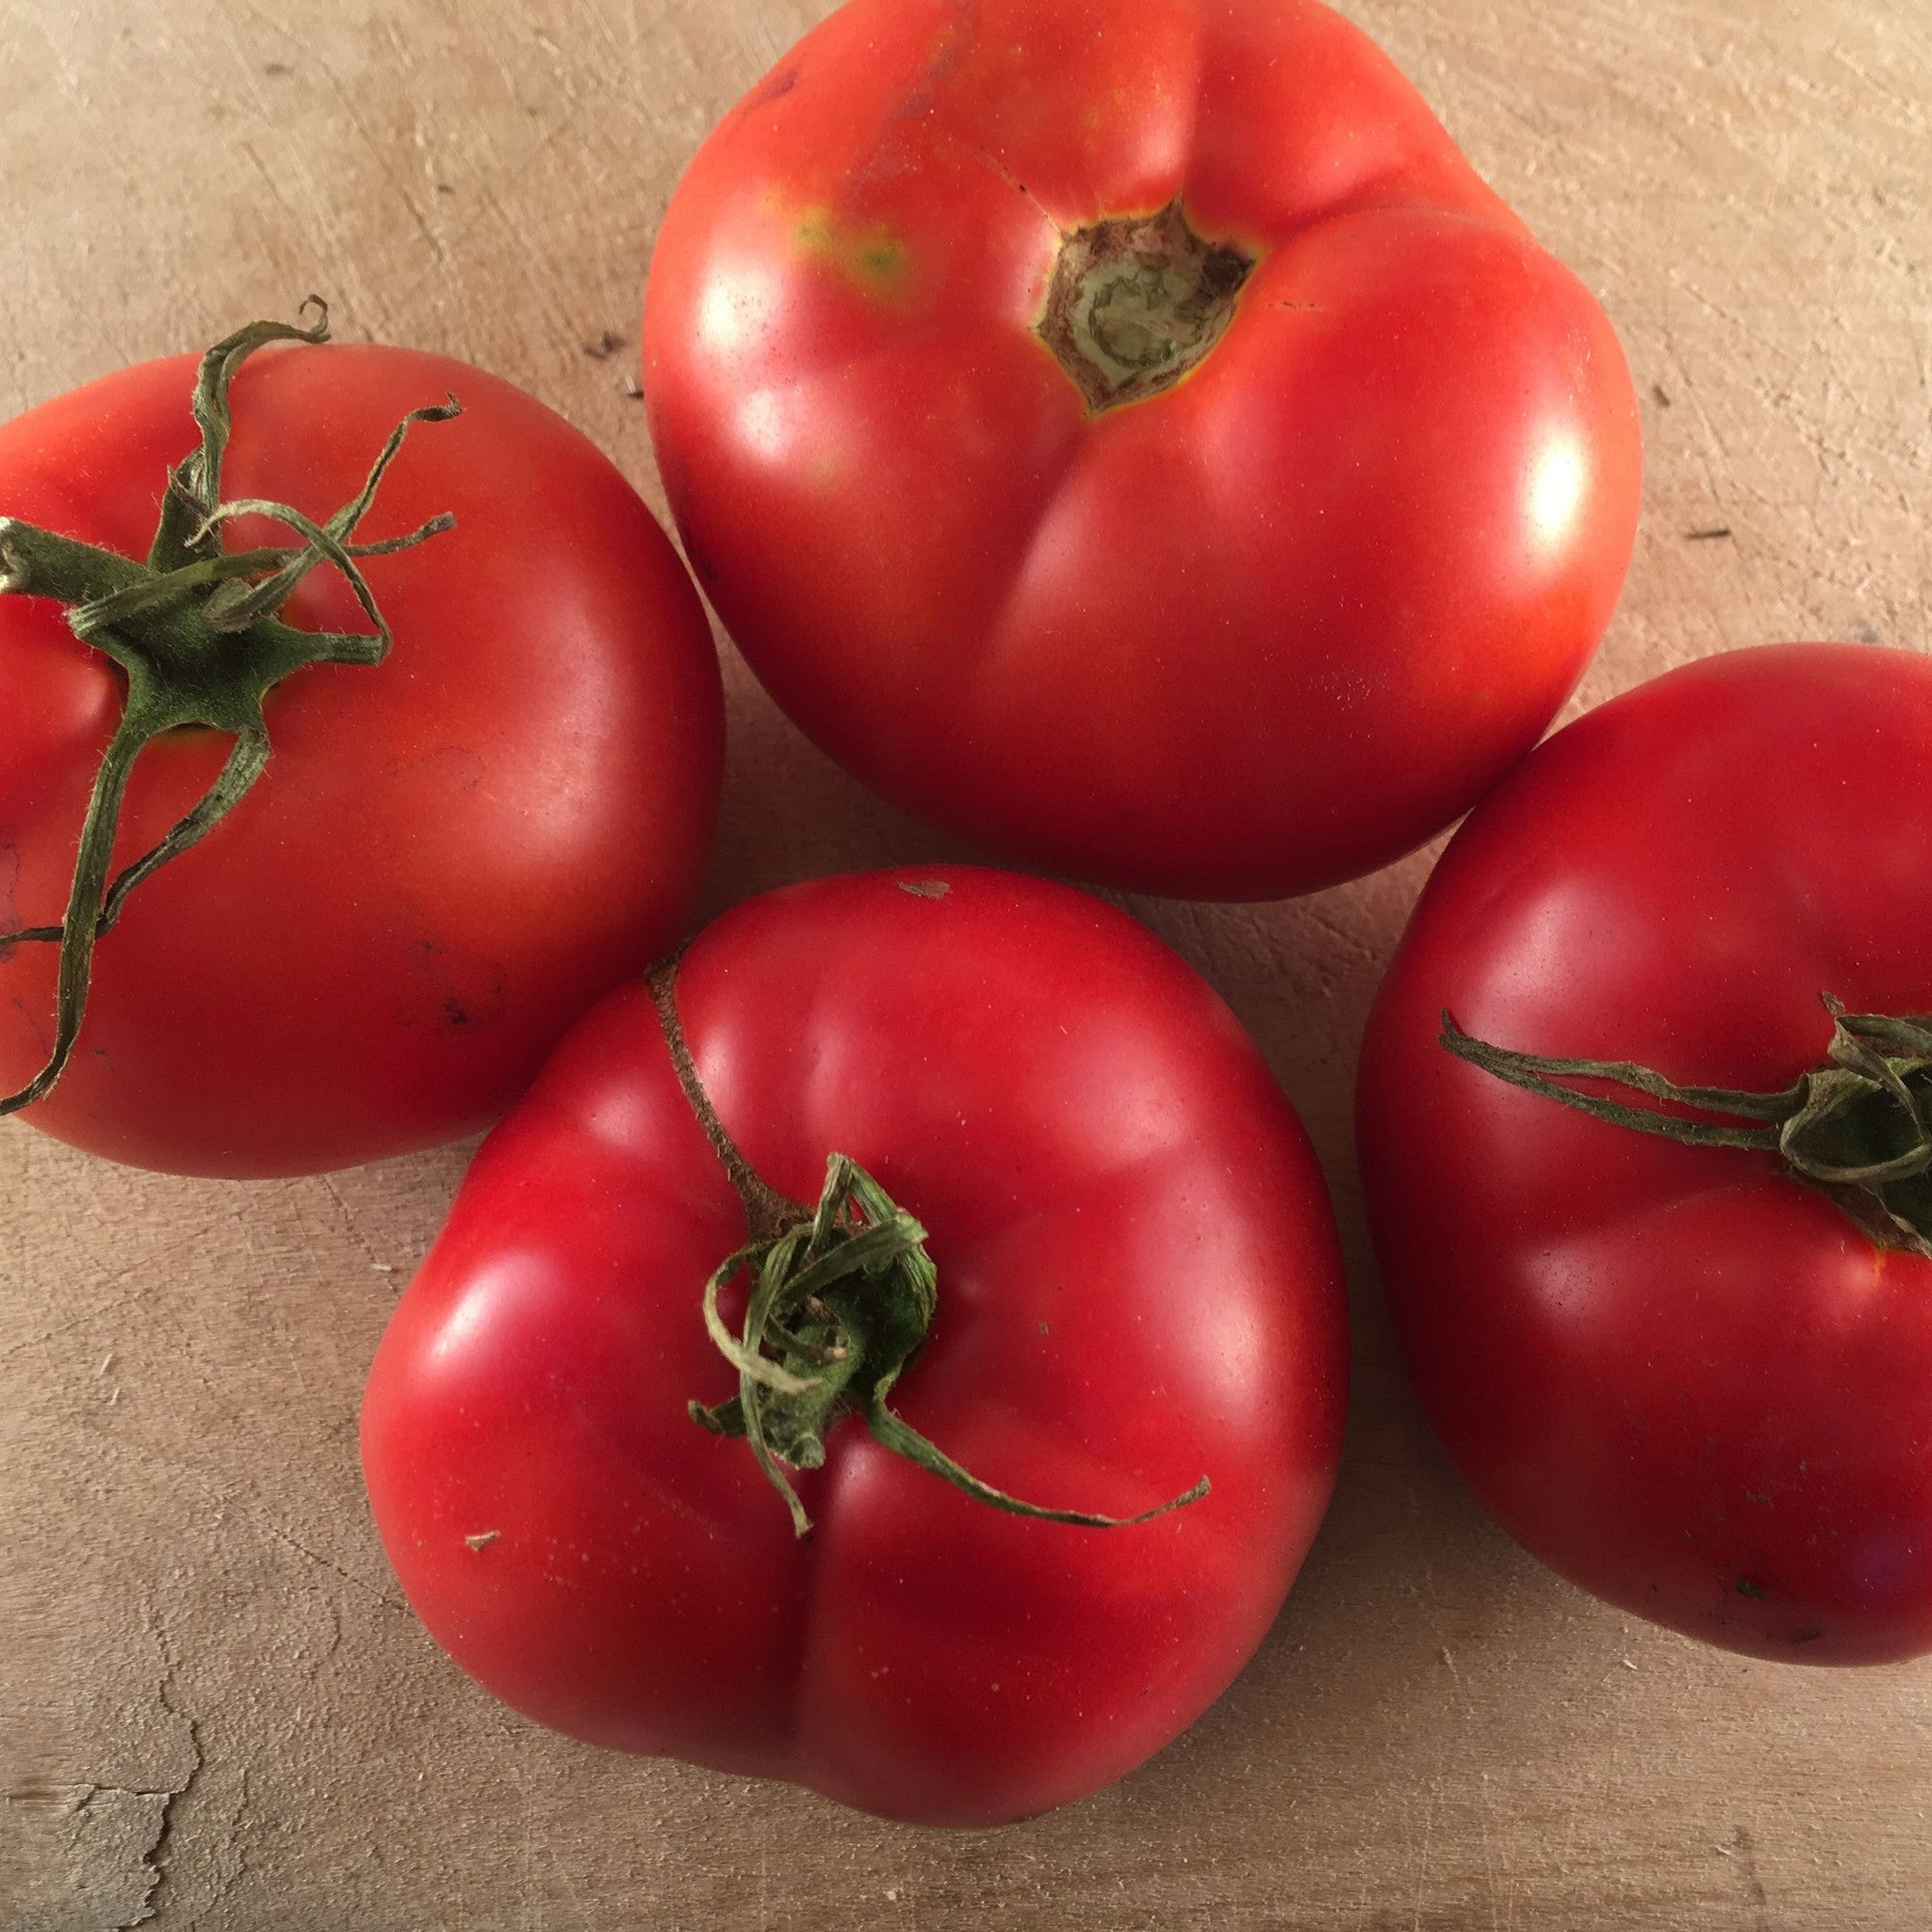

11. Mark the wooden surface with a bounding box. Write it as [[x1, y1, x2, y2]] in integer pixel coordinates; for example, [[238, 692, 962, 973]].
[[4, 1, 1930, 1925]]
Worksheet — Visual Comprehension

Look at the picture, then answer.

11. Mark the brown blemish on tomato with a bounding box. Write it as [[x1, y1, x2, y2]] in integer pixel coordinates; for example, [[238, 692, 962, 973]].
[[412, 938, 508, 1034], [683, 537, 721, 589], [746, 62, 802, 112], [887, 0, 980, 124]]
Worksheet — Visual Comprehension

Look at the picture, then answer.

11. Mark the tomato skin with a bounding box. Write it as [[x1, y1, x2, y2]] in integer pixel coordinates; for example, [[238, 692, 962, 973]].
[[0, 343, 723, 1176], [1358, 645, 1932, 1664], [361, 867, 1347, 1825], [643, 0, 1641, 899]]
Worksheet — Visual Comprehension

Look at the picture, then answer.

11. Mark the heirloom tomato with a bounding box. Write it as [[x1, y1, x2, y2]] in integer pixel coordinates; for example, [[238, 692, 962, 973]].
[[644, 0, 1642, 898], [1360, 645, 1932, 1663], [362, 867, 1348, 1825], [0, 309, 721, 1176]]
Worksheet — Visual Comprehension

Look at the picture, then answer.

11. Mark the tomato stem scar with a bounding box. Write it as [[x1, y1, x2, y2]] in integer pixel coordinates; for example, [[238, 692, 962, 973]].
[[0, 299, 461, 1119], [1037, 200, 1254, 413]]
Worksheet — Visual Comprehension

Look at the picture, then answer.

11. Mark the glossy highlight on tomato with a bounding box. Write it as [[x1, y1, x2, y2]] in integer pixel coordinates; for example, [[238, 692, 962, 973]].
[[0, 338, 723, 1176], [645, 0, 1642, 899], [362, 867, 1348, 1825], [1359, 645, 1932, 1664]]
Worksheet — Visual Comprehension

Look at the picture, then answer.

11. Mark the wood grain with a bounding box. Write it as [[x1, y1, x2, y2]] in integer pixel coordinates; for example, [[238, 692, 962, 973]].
[[3, 1, 1929, 1925]]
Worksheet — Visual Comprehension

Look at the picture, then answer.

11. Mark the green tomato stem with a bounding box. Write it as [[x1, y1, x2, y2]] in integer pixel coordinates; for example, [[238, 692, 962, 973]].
[[649, 958, 1211, 1538], [1441, 997, 1932, 1258], [0, 298, 461, 1119]]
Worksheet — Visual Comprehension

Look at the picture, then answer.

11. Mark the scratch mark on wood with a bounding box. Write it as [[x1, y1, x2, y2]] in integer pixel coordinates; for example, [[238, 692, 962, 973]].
[[1733, 1826, 1774, 1932]]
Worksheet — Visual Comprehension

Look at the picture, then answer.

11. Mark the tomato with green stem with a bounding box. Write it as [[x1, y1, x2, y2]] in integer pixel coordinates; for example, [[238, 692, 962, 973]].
[[1359, 644, 1932, 1663], [362, 867, 1348, 1825], [0, 304, 722, 1176]]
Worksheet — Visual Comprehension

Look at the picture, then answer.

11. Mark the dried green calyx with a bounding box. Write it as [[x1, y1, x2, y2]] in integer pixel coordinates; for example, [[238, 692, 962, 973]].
[[649, 961, 1210, 1537], [1443, 996, 1932, 1257], [0, 299, 459, 1117]]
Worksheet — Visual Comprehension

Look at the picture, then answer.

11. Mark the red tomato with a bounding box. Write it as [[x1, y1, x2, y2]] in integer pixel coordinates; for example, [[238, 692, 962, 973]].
[[361, 867, 1347, 1825], [1358, 645, 1932, 1663], [643, 0, 1641, 899], [0, 330, 722, 1176]]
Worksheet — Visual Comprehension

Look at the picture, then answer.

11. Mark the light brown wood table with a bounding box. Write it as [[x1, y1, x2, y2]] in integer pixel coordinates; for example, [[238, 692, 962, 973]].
[[3, 2, 1929, 1925]]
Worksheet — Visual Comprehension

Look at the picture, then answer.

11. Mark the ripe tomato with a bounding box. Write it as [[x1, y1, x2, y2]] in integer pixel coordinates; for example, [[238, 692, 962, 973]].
[[1358, 644, 1932, 1663], [643, 0, 1641, 899], [361, 867, 1347, 1825], [0, 320, 722, 1176]]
